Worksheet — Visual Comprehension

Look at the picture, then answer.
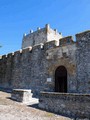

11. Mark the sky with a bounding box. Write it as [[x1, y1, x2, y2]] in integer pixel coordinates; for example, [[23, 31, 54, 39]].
[[0, 0, 90, 55]]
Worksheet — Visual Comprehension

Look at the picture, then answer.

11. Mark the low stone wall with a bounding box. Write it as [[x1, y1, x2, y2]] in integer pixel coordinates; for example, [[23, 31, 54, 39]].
[[39, 92, 90, 119]]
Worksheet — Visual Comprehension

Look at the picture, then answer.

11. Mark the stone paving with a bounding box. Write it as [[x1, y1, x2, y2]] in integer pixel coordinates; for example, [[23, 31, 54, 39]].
[[0, 91, 72, 120]]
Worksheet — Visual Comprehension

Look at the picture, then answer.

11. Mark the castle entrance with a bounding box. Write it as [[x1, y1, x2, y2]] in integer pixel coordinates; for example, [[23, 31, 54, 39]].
[[55, 66, 67, 93]]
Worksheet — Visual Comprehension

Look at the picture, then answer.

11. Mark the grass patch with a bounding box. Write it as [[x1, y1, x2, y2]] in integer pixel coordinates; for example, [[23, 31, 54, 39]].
[[44, 112, 55, 117]]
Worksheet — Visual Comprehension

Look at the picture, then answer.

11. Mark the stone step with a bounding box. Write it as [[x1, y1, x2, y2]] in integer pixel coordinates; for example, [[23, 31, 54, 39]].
[[13, 89, 32, 93], [23, 98, 39, 104]]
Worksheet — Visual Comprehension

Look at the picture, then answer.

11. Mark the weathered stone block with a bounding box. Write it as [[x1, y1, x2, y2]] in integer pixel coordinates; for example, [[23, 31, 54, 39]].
[[39, 92, 90, 119], [11, 89, 33, 103]]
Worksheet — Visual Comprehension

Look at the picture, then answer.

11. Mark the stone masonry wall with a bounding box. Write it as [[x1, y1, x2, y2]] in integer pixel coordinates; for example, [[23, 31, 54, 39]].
[[46, 36, 77, 93], [39, 92, 90, 119], [0, 36, 76, 96], [76, 30, 90, 93], [22, 28, 47, 48], [0, 30, 90, 96]]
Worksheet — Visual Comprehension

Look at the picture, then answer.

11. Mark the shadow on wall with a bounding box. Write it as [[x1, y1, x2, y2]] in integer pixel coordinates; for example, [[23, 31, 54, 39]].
[[0, 87, 12, 93], [28, 103, 74, 119]]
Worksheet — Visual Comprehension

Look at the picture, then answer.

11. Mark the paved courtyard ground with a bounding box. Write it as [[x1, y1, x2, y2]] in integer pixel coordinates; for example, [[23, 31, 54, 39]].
[[0, 91, 73, 120]]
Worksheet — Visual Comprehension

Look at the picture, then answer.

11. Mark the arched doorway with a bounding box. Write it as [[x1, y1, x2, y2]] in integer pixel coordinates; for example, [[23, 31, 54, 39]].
[[55, 66, 67, 93]]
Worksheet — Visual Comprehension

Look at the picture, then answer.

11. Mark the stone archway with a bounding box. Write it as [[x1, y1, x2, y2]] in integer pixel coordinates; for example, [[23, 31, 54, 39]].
[[55, 66, 67, 93]]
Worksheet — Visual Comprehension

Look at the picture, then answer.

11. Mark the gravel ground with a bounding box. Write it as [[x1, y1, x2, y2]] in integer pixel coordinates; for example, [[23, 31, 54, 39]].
[[0, 91, 72, 120]]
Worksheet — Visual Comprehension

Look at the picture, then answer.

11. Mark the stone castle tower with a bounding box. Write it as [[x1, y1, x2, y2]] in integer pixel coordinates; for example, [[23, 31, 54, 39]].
[[22, 24, 62, 48]]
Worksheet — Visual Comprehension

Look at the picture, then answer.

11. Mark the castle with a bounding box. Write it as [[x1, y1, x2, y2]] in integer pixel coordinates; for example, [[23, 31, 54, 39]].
[[0, 24, 90, 118]]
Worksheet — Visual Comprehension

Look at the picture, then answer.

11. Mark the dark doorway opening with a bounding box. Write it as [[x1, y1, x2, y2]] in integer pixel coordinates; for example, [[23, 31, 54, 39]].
[[55, 66, 67, 93]]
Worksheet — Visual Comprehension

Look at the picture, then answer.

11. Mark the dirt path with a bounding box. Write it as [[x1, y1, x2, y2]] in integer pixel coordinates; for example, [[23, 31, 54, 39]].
[[0, 91, 72, 120]]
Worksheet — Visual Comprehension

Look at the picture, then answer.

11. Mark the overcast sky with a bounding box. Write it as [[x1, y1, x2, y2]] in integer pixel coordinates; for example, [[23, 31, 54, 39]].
[[0, 0, 90, 55]]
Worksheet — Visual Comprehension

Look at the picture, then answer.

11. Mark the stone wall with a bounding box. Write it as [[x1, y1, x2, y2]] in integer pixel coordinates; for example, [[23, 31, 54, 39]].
[[39, 92, 90, 119], [0, 45, 48, 96], [76, 30, 90, 93], [46, 36, 77, 93], [0, 30, 90, 96], [0, 37, 76, 96]]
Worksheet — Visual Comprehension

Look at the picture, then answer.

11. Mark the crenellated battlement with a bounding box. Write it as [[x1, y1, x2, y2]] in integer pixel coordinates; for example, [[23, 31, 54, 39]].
[[32, 44, 44, 51], [44, 40, 57, 50], [7, 53, 14, 58], [1, 29, 90, 61], [23, 24, 61, 39], [2, 55, 7, 60], [76, 30, 90, 37], [14, 50, 22, 56], [0, 38, 75, 60], [59, 36, 75, 46], [22, 24, 88, 50], [22, 24, 62, 49], [22, 47, 32, 54], [76, 30, 90, 48]]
